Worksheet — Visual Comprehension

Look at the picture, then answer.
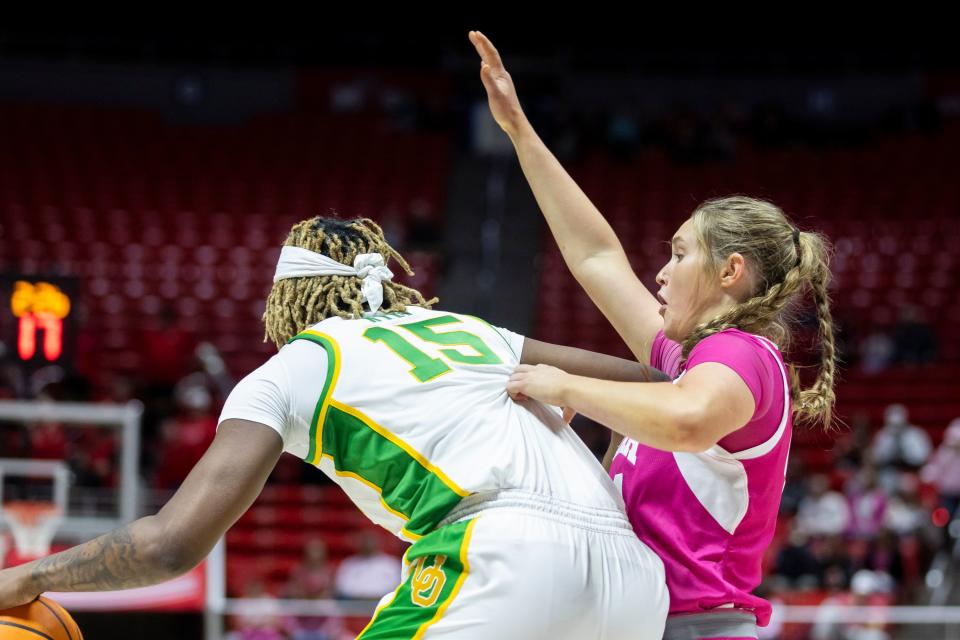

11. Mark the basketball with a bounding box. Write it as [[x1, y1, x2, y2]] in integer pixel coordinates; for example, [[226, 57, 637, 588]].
[[0, 596, 83, 639]]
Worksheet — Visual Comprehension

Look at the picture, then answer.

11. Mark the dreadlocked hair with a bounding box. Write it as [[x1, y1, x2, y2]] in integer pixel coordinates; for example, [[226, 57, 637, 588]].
[[679, 196, 837, 429], [263, 216, 438, 348]]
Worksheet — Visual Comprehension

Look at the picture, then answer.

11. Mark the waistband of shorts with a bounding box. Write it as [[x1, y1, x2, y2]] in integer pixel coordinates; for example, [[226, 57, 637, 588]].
[[437, 489, 635, 535], [663, 611, 758, 640]]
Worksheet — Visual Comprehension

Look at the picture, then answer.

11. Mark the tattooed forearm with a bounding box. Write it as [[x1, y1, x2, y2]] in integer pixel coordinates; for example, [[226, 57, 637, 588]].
[[28, 516, 185, 593]]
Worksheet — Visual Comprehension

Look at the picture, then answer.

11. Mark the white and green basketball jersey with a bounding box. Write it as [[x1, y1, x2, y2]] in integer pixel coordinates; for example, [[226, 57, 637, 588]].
[[220, 306, 623, 542]]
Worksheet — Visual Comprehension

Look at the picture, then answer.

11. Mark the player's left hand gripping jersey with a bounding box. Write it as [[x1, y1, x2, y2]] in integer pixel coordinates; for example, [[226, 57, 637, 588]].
[[221, 307, 623, 542]]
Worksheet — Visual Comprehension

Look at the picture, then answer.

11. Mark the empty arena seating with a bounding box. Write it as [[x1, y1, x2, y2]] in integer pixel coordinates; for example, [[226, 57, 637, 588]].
[[0, 104, 450, 384]]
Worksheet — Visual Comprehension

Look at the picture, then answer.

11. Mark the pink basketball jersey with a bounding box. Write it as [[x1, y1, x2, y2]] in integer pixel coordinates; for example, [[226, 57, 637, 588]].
[[609, 328, 792, 626]]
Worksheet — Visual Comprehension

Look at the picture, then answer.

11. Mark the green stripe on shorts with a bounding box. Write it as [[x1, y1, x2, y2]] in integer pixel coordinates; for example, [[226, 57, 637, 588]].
[[358, 518, 477, 639]]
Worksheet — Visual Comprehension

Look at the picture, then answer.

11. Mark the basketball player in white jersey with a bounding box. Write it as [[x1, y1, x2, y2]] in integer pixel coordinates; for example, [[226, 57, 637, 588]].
[[0, 216, 668, 639]]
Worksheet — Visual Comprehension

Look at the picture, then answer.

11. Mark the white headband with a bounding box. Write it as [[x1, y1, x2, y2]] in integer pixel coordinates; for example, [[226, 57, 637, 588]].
[[273, 246, 394, 313]]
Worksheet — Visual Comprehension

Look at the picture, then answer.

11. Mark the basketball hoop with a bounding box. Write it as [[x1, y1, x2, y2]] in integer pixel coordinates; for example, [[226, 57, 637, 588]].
[[2, 500, 62, 560]]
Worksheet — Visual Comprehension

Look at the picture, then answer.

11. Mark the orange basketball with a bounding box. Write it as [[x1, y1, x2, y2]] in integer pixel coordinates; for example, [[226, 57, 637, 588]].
[[0, 596, 83, 639]]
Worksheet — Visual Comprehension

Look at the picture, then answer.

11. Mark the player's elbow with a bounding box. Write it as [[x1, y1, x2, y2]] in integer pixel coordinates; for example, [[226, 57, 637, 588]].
[[144, 517, 204, 576], [153, 537, 203, 576], [671, 404, 714, 453]]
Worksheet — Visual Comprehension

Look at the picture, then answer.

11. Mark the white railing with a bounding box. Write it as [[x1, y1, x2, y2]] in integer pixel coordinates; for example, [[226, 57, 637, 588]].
[[0, 400, 143, 538]]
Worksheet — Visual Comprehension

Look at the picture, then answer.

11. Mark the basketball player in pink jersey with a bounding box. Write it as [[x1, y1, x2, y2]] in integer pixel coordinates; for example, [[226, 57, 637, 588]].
[[471, 30, 837, 640]]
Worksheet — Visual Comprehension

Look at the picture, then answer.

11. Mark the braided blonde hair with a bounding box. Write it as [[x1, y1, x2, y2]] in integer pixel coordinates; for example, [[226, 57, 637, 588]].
[[680, 196, 836, 427], [263, 216, 437, 348]]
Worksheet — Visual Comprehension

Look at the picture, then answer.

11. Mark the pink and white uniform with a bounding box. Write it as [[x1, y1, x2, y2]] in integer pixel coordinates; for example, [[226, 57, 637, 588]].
[[609, 328, 792, 629]]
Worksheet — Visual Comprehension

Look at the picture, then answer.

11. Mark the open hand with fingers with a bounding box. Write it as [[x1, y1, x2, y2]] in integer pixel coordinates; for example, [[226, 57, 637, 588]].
[[468, 30, 528, 139]]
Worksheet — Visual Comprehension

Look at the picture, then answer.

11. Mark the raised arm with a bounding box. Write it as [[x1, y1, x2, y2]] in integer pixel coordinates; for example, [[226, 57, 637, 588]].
[[470, 30, 662, 362]]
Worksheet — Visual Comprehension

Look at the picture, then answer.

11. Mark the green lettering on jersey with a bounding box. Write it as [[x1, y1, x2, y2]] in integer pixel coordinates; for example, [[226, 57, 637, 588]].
[[364, 326, 452, 382], [399, 316, 502, 366], [362, 315, 502, 382]]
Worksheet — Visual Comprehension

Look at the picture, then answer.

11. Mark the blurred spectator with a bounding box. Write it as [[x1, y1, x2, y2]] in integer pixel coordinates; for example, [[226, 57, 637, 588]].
[[810, 535, 854, 590], [871, 404, 931, 492], [796, 474, 851, 537], [884, 476, 936, 597], [154, 378, 217, 489], [0, 423, 26, 459], [69, 448, 107, 490], [832, 312, 859, 369], [845, 466, 887, 539], [97, 373, 136, 405], [72, 305, 102, 387], [832, 412, 872, 473], [195, 342, 234, 401], [28, 420, 67, 461], [329, 77, 368, 113], [281, 539, 347, 639], [774, 527, 820, 588], [920, 418, 960, 521], [282, 614, 352, 640], [860, 330, 894, 374], [780, 456, 808, 517], [812, 569, 893, 640], [334, 531, 401, 601], [139, 305, 197, 388], [284, 539, 334, 599], [755, 579, 786, 640], [138, 305, 198, 452], [229, 580, 284, 640], [68, 429, 116, 490], [380, 85, 418, 132], [863, 529, 903, 588], [892, 305, 938, 365], [884, 481, 929, 538], [851, 568, 895, 599]]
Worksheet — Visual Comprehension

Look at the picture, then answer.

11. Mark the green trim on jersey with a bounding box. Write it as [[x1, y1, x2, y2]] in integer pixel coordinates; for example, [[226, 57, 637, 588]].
[[289, 331, 339, 464], [290, 328, 469, 540], [358, 518, 477, 639], [322, 401, 468, 537]]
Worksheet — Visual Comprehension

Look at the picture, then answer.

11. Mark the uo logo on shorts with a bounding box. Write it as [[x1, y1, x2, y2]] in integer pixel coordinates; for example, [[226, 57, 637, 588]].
[[410, 555, 447, 607]]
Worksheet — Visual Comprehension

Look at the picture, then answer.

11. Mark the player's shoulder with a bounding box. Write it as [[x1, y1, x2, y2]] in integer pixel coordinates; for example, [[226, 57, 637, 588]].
[[687, 328, 786, 378], [273, 327, 333, 372], [696, 327, 780, 356]]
